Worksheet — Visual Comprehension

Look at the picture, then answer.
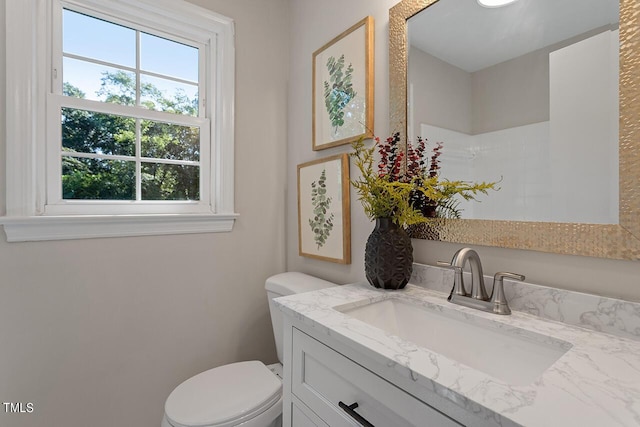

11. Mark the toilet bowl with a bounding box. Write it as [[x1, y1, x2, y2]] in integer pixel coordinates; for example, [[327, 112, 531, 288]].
[[161, 273, 336, 427], [161, 361, 282, 427]]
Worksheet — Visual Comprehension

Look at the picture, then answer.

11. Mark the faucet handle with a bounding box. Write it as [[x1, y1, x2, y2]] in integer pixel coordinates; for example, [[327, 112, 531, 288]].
[[437, 261, 468, 297], [494, 272, 525, 282], [490, 272, 525, 315]]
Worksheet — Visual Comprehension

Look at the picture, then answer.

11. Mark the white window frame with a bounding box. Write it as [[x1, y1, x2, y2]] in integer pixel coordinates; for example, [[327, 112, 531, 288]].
[[49, 2, 211, 215], [1, 0, 237, 241]]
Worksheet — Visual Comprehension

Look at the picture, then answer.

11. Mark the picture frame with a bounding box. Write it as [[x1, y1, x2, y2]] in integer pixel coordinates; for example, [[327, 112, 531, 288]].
[[312, 16, 374, 151], [298, 154, 351, 264]]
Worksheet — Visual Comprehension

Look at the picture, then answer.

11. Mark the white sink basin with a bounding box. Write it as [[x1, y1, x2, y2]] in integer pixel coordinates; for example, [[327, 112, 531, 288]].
[[336, 297, 571, 385]]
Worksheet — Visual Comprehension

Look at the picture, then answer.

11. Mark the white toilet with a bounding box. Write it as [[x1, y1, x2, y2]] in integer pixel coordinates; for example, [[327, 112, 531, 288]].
[[161, 272, 336, 427]]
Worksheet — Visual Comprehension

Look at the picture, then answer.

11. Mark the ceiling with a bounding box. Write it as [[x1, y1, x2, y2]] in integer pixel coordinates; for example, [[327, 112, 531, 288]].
[[408, 0, 619, 72]]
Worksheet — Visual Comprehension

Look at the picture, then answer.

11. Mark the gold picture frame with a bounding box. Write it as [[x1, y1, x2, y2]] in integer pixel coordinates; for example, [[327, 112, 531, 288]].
[[298, 154, 351, 264], [312, 16, 374, 151]]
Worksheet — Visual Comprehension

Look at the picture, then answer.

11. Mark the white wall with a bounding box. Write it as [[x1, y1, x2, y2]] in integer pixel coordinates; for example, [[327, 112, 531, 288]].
[[0, 1, 289, 426], [287, 0, 640, 303], [471, 48, 549, 134], [421, 122, 552, 222], [408, 46, 472, 139], [409, 44, 549, 138], [549, 30, 619, 224]]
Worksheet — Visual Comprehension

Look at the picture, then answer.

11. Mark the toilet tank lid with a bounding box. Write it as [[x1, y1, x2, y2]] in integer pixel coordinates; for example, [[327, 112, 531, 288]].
[[265, 272, 336, 296]]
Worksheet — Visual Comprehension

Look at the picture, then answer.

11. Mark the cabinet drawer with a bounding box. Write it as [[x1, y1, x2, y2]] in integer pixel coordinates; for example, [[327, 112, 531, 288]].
[[292, 328, 461, 427], [291, 396, 329, 427]]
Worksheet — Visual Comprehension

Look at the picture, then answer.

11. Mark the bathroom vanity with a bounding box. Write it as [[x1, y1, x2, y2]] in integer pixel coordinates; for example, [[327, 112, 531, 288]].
[[275, 264, 640, 426]]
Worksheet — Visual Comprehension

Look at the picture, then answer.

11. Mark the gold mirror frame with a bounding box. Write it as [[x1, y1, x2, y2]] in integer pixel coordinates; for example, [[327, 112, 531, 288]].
[[390, 0, 640, 260]]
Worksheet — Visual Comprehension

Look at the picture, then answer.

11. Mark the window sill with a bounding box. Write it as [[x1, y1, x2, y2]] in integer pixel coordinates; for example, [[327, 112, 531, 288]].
[[0, 213, 239, 242]]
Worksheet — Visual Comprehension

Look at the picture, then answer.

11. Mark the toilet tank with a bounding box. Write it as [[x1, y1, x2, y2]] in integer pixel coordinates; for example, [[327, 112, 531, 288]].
[[265, 272, 336, 363]]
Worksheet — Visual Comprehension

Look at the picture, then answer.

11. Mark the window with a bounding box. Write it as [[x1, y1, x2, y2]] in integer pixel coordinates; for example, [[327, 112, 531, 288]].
[[51, 6, 206, 213], [1, 0, 237, 241]]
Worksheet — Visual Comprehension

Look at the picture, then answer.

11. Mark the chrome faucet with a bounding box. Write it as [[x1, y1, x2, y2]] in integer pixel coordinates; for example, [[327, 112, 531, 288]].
[[451, 248, 488, 300], [438, 248, 525, 315]]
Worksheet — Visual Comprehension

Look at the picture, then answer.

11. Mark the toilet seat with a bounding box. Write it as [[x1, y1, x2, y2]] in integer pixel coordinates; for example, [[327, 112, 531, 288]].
[[164, 361, 282, 427]]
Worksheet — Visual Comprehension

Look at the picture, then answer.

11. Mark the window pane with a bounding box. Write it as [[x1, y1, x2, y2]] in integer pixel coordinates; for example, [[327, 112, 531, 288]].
[[63, 157, 135, 200], [63, 58, 136, 106], [62, 108, 135, 156], [140, 32, 198, 82], [141, 120, 200, 161], [141, 74, 198, 116], [141, 163, 199, 200], [63, 9, 135, 68]]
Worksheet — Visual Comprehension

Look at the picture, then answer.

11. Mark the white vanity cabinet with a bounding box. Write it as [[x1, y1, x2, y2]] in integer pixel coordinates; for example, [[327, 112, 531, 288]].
[[277, 280, 640, 427], [282, 324, 462, 427]]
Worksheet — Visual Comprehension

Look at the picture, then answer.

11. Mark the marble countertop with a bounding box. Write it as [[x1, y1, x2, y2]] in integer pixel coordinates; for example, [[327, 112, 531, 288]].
[[275, 282, 640, 427]]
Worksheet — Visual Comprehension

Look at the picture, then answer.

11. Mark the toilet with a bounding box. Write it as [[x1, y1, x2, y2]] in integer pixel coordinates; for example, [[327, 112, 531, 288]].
[[161, 272, 336, 427]]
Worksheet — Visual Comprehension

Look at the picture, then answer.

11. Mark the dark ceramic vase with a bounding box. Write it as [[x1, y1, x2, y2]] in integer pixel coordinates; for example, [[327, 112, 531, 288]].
[[364, 217, 413, 290]]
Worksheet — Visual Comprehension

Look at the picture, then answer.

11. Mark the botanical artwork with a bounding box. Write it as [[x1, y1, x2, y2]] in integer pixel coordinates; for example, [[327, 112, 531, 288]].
[[298, 154, 351, 264], [308, 169, 335, 249], [324, 55, 357, 134], [313, 16, 373, 150]]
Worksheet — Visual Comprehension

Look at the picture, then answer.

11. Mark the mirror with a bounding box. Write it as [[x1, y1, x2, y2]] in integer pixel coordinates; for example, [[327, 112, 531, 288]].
[[389, 0, 640, 259], [409, 0, 619, 224]]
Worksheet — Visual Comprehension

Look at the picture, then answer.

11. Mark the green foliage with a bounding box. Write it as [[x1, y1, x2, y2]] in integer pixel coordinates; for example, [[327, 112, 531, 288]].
[[323, 55, 357, 132], [434, 178, 496, 217], [351, 138, 426, 227], [62, 155, 135, 200], [141, 163, 199, 200], [308, 169, 335, 249], [436, 196, 462, 219], [62, 71, 200, 200], [350, 137, 497, 227], [96, 71, 136, 106], [61, 104, 136, 157]]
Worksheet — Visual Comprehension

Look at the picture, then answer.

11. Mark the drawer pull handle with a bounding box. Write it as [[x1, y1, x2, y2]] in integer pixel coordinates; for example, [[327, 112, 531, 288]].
[[338, 401, 375, 427]]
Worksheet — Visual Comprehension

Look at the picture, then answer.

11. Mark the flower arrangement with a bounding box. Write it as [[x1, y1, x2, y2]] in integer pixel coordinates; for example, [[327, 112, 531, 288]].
[[351, 133, 496, 227]]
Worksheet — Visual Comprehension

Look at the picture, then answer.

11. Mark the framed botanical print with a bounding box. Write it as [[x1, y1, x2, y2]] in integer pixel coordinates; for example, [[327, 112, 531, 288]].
[[297, 154, 351, 263], [312, 16, 374, 151]]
